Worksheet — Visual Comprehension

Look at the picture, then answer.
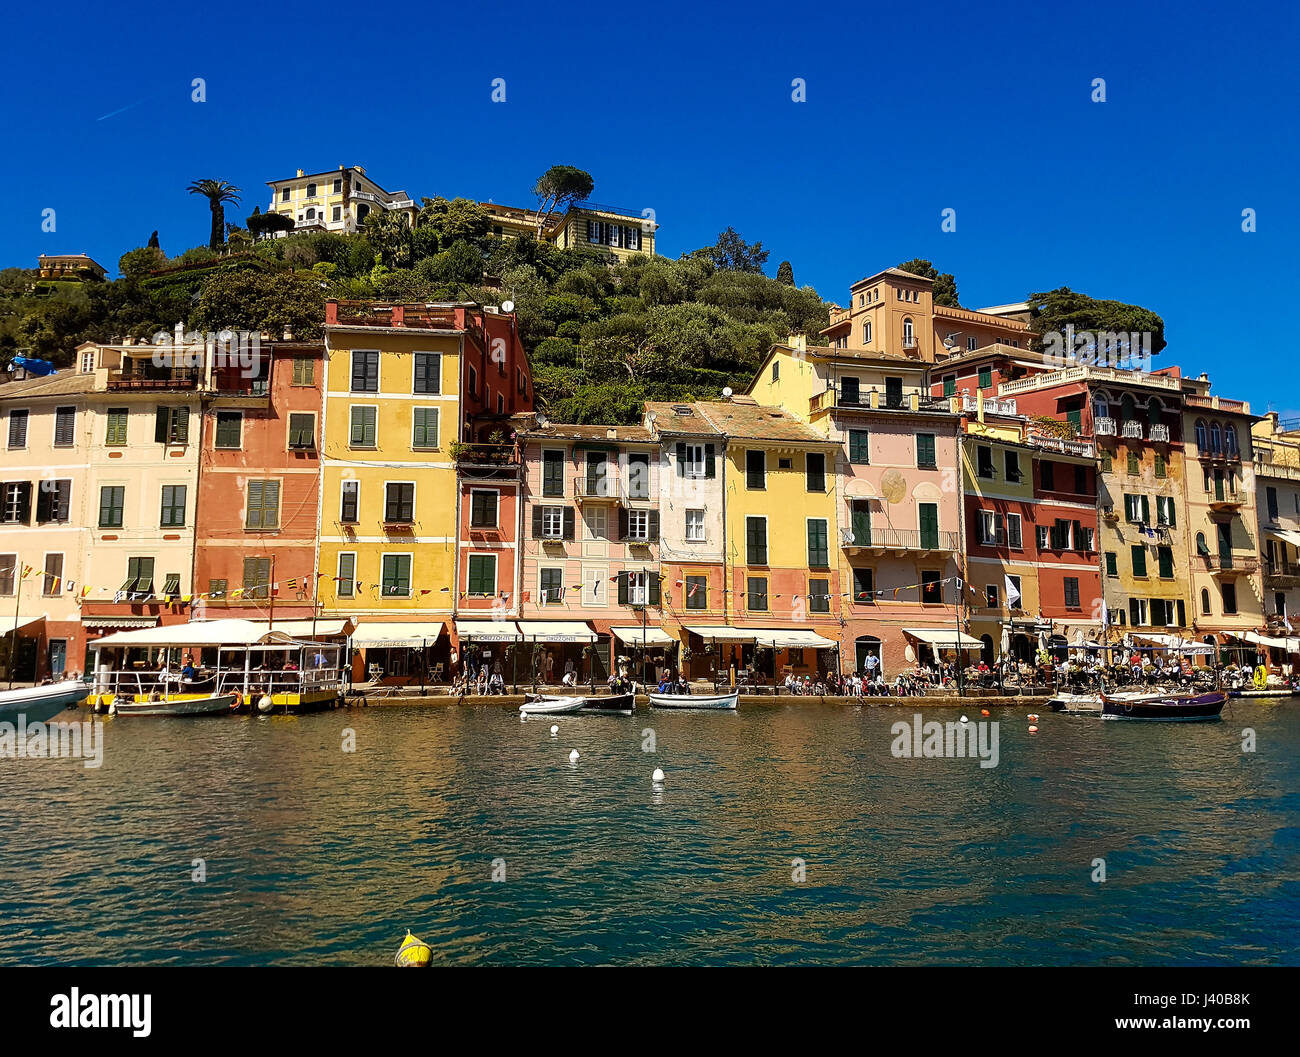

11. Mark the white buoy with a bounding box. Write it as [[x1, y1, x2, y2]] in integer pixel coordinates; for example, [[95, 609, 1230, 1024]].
[[652, 768, 665, 782], [960, 714, 969, 724], [257, 694, 273, 714], [550, 724, 559, 736], [568, 749, 580, 763]]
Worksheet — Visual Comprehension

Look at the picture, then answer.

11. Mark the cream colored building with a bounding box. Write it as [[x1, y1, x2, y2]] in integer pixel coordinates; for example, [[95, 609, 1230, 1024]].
[[482, 201, 656, 260], [267, 165, 416, 234]]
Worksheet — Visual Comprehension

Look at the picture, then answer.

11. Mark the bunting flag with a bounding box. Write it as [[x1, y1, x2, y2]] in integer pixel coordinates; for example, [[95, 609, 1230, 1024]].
[[284, 578, 298, 590], [20, 564, 33, 579]]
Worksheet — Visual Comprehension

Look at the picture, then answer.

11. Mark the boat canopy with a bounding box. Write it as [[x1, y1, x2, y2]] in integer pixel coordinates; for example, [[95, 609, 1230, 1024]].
[[514, 620, 597, 643], [454, 619, 521, 642], [89, 618, 336, 649], [351, 621, 445, 647], [610, 626, 675, 646], [903, 627, 983, 648]]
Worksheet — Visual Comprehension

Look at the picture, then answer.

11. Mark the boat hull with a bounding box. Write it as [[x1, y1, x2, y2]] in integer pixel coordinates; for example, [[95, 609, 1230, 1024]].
[[0, 680, 90, 724], [649, 691, 738, 710], [519, 695, 586, 715], [113, 693, 236, 717], [1101, 691, 1226, 721]]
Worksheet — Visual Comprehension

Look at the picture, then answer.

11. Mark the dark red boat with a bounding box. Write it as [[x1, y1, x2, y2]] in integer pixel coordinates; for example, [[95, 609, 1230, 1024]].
[[1101, 690, 1226, 721]]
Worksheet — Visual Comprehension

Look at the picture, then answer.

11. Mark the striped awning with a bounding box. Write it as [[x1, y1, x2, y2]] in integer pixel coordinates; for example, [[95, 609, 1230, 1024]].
[[351, 621, 444, 647], [82, 616, 159, 629], [903, 627, 983, 648], [610, 626, 676, 646], [514, 620, 597, 643]]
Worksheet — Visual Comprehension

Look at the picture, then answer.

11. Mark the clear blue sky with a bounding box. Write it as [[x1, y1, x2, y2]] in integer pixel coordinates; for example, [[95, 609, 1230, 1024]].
[[1, 0, 1295, 413]]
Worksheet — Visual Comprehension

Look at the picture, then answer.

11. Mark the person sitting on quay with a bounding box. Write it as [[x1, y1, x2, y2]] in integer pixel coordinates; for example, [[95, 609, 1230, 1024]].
[[475, 667, 488, 695], [488, 669, 505, 695]]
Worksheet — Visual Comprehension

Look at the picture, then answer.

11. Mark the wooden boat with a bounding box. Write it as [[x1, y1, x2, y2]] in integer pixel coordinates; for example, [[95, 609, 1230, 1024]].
[[526, 691, 635, 715], [112, 693, 236, 717], [1101, 690, 1226, 721], [518, 695, 586, 715], [1048, 689, 1167, 713], [649, 689, 738, 710], [0, 680, 89, 724]]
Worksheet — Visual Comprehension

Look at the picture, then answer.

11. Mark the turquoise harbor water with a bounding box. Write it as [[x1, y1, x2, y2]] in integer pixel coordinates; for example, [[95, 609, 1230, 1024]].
[[2, 700, 1298, 966]]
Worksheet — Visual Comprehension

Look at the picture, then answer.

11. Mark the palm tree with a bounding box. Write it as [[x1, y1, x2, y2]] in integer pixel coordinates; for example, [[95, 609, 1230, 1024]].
[[187, 179, 241, 250]]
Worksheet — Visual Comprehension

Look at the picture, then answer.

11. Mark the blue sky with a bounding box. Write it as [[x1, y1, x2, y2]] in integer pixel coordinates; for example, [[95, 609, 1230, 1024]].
[[1, 0, 1295, 412]]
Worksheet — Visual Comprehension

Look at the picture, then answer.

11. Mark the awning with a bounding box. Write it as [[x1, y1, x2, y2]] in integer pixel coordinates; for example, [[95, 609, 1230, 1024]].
[[454, 619, 520, 642], [610, 626, 676, 646], [903, 627, 983, 648], [1133, 633, 1216, 655], [82, 616, 158, 630], [1267, 528, 1300, 549], [0, 615, 44, 635], [1227, 630, 1300, 652], [269, 619, 353, 639], [351, 621, 445, 648], [514, 620, 597, 643], [742, 628, 839, 649], [685, 625, 757, 642], [90, 618, 290, 649]]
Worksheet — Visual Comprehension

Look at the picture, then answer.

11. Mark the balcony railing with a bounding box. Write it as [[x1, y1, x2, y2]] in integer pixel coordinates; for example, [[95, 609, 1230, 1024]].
[[843, 527, 960, 552], [1149, 424, 1170, 443], [1200, 554, 1260, 573], [1264, 562, 1300, 585], [1028, 433, 1095, 457], [1121, 421, 1144, 439], [998, 365, 1182, 396], [1208, 489, 1244, 506], [961, 395, 1018, 416], [452, 441, 519, 468], [902, 336, 918, 349], [1094, 417, 1118, 436], [106, 369, 202, 391], [571, 475, 651, 502], [1196, 445, 1242, 461]]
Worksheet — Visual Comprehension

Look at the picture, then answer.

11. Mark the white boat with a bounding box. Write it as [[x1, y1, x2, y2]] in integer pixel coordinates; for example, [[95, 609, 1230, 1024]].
[[0, 680, 90, 724], [112, 693, 236, 717], [1047, 688, 1173, 713], [649, 690, 738, 710], [518, 695, 586, 715]]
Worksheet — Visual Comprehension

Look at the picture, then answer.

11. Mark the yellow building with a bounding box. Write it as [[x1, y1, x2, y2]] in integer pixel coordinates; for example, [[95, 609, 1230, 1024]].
[[267, 166, 416, 235], [1249, 413, 1300, 665], [482, 201, 656, 261]]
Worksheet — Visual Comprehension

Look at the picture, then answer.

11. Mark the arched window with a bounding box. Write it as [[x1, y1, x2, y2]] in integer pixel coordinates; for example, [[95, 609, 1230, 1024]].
[[1146, 396, 1163, 424], [1225, 424, 1238, 454], [356, 203, 371, 223], [1196, 531, 1208, 555], [1210, 422, 1222, 453], [1195, 419, 1208, 452], [1093, 393, 1111, 421], [903, 318, 914, 346], [1120, 393, 1136, 422], [862, 321, 871, 344], [305, 208, 316, 220], [1201, 589, 1211, 615]]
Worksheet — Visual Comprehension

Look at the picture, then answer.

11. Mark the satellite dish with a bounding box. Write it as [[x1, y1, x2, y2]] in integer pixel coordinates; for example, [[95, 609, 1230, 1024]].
[[501, 300, 515, 313], [536, 412, 549, 429], [722, 386, 733, 399]]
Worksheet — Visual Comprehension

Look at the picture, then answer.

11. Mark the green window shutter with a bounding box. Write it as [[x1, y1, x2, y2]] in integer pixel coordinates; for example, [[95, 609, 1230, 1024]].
[[704, 444, 716, 478], [1158, 547, 1174, 579], [246, 480, 263, 529], [978, 367, 992, 389], [807, 520, 828, 568], [617, 572, 629, 605], [174, 407, 189, 444], [413, 407, 438, 448], [648, 573, 661, 606], [1066, 408, 1082, 433], [943, 376, 956, 397], [747, 517, 767, 565], [106, 409, 128, 445], [155, 407, 169, 443], [1131, 545, 1147, 577], [919, 504, 938, 549], [851, 501, 871, 545], [1141, 496, 1151, 524], [809, 578, 830, 613], [917, 434, 935, 467], [1105, 551, 1118, 576], [849, 430, 869, 464]]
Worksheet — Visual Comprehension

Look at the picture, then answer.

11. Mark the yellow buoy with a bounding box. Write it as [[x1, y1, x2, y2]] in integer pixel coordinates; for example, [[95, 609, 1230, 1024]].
[[395, 929, 431, 968]]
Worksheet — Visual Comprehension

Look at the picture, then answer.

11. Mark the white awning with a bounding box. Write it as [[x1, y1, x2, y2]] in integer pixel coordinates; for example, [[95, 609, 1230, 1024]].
[[514, 620, 597, 643], [0, 615, 44, 635], [1227, 630, 1300, 652], [743, 628, 840, 649], [685, 625, 757, 642], [610, 626, 676, 646], [90, 618, 289, 649], [903, 627, 983, 648], [82, 616, 158, 630], [269, 619, 353, 639], [351, 621, 444, 647], [1134, 633, 1216, 655], [454, 620, 520, 642], [1267, 528, 1300, 549]]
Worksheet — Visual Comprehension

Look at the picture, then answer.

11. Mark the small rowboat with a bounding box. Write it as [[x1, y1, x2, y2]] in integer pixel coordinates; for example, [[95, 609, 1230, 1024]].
[[518, 695, 586, 715], [1101, 690, 1226, 721], [112, 693, 237, 717], [649, 690, 738, 710], [524, 691, 635, 715], [0, 680, 89, 724]]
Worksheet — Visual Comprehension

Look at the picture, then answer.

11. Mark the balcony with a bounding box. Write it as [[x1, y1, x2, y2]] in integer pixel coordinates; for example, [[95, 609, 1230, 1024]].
[[1094, 417, 1118, 436], [998, 364, 1182, 396], [1195, 445, 1242, 462], [1028, 433, 1095, 458], [811, 388, 954, 415], [842, 527, 960, 554], [107, 368, 201, 391], [902, 336, 918, 350], [1264, 562, 1300, 588], [1149, 424, 1170, 443], [1200, 554, 1259, 574], [961, 395, 1018, 416], [1121, 421, 1144, 440], [1208, 489, 1245, 509], [571, 475, 653, 505], [452, 441, 520, 480]]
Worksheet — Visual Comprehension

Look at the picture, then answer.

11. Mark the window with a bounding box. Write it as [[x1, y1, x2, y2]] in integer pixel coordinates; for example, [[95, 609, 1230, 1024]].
[[848, 430, 870, 464], [746, 449, 766, 489], [806, 452, 826, 492], [339, 480, 360, 524], [288, 413, 316, 450], [281, 187, 290, 202], [1201, 588, 1211, 615], [336, 553, 356, 598], [1004, 450, 1021, 482], [618, 570, 651, 606], [1155, 495, 1176, 528], [1154, 453, 1166, 478], [246, 480, 281, 530], [677, 442, 714, 479], [986, 584, 999, 608], [1157, 546, 1174, 579], [976, 445, 994, 478], [7, 410, 28, 449], [772, 361, 779, 382], [1007, 574, 1022, 608], [1129, 598, 1148, 627], [1222, 583, 1238, 615], [1195, 419, 1209, 452], [0, 555, 14, 595], [412, 407, 439, 449], [1210, 422, 1222, 453], [627, 453, 650, 499], [384, 482, 415, 524], [1074, 465, 1088, 495], [979, 510, 1003, 546], [540, 568, 564, 604], [208, 579, 228, 599], [1007, 513, 1023, 549], [685, 575, 707, 610], [413, 352, 441, 394], [862, 322, 872, 344], [902, 318, 915, 347], [886, 377, 904, 408], [1105, 551, 1118, 577], [920, 570, 942, 604], [535, 505, 572, 540], [1064, 577, 1080, 609], [1124, 493, 1151, 524], [160, 572, 181, 597], [1100, 450, 1112, 473], [53, 407, 75, 447], [154, 406, 190, 445], [746, 576, 768, 611], [746, 517, 768, 565], [350, 406, 377, 447], [467, 365, 477, 397], [305, 182, 316, 197], [916, 433, 936, 469], [382, 554, 413, 597], [291, 357, 315, 386], [685, 509, 705, 542], [124, 557, 155, 597], [807, 519, 829, 568], [1049, 519, 1071, 549], [1041, 461, 1055, 490], [943, 375, 956, 397], [332, 178, 342, 194], [1266, 486, 1279, 521], [470, 490, 498, 528], [918, 503, 939, 549], [97, 485, 123, 528], [35, 480, 71, 523], [350, 350, 379, 392], [1036, 525, 1049, 551], [809, 578, 830, 613], [215, 410, 242, 449], [623, 508, 654, 541], [42, 553, 63, 596], [584, 452, 610, 496], [841, 377, 860, 405], [978, 365, 992, 388], [160, 485, 186, 527], [850, 500, 871, 546], [1131, 545, 1148, 577], [542, 450, 565, 497], [1225, 425, 1239, 455], [852, 567, 874, 603], [105, 408, 128, 446]]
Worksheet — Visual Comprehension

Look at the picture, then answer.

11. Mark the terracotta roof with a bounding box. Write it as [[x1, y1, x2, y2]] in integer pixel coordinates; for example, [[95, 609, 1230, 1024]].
[[643, 401, 726, 437], [522, 423, 654, 443], [693, 401, 830, 444], [0, 371, 97, 402]]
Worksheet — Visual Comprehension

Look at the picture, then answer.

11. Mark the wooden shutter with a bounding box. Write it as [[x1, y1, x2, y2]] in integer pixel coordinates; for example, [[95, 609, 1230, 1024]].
[[617, 572, 629, 605], [174, 406, 189, 444], [919, 504, 938, 549], [247, 480, 264, 529], [647, 510, 659, 541], [155, 407, 169, 443], [704, 444, 716, 478], [562, 507, 575, 540], [676, 442, 686, 476], [618, 507, 629, 540], [648, 573, 660, 606], [531, 507, 543, 538]]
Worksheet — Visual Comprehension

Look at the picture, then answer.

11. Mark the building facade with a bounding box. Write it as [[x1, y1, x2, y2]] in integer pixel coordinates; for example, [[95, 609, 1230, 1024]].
[[266, 166, 417, 235]]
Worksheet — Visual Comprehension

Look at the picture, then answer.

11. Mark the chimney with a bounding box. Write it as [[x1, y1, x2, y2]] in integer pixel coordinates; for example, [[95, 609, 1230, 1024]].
[[391, 305, 405, 327], [606, 428, 617, 441], [283, 327, 293, 341], [325, 300, 339, 326], [296, 169, 304, 178]]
